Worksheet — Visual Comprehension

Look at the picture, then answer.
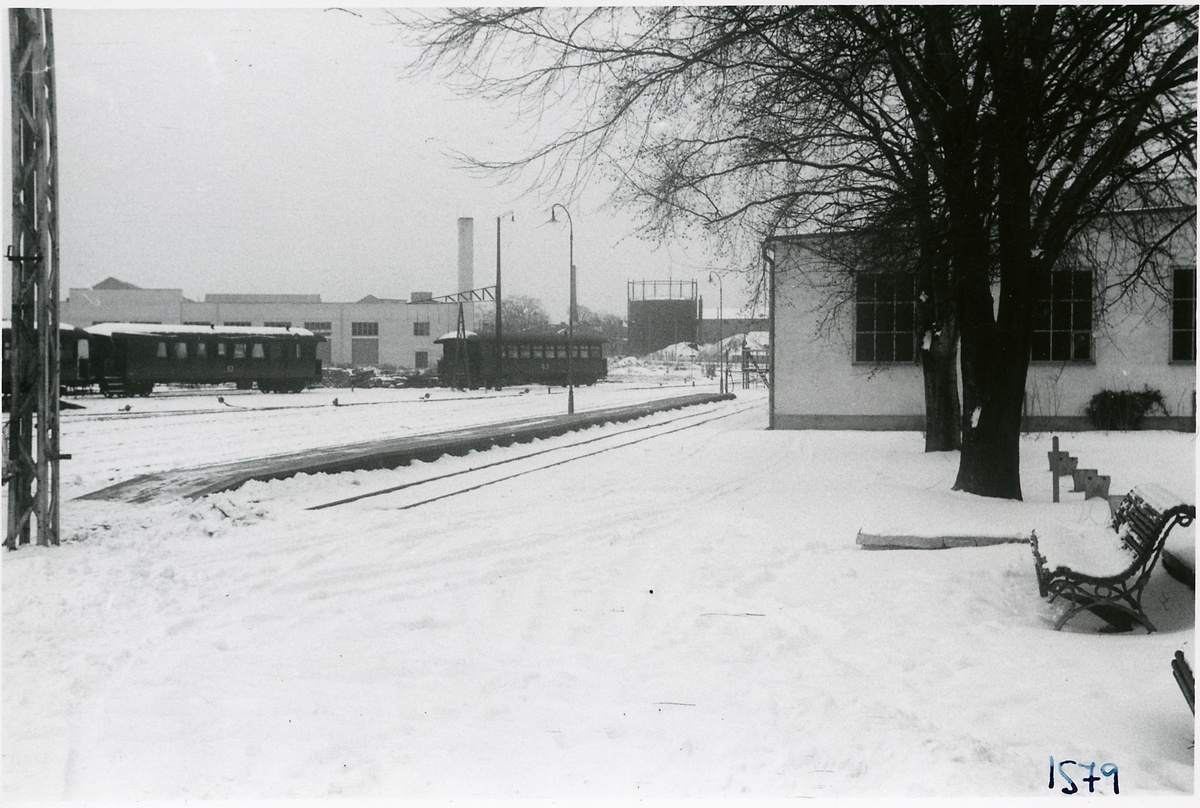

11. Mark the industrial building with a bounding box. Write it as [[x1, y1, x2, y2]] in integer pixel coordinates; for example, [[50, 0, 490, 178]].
[[626, 280, 699, 356], [63, 219, 482, 371], [767, 217, 1196, 432]]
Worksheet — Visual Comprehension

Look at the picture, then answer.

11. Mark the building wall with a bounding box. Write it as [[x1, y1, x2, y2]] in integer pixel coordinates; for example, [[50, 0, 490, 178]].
[[627, 299, 698, 355], [63, 287, 188, 326], [771, 243, 925, 430], [770, 232, 1196, 432], [697, 318, 768, 344], [63, 289, 467, 370]]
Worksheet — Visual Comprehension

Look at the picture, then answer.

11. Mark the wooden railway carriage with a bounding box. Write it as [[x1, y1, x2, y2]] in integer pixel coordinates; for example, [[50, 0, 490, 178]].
[[2, 321, 92, 407], [85, 323, 324, 396], [436, 330, 608, 388]]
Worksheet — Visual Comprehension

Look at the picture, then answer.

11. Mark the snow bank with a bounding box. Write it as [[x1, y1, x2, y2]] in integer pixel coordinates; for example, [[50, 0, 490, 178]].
[[2, 390, 1194, 801]]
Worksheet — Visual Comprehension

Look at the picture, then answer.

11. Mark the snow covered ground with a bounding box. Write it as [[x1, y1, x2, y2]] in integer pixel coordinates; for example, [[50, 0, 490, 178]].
[[2, 378, 1195, 804]]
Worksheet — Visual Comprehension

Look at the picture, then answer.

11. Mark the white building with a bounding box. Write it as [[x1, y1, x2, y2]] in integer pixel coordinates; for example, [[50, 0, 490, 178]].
[[766, 219, 1196, 432]]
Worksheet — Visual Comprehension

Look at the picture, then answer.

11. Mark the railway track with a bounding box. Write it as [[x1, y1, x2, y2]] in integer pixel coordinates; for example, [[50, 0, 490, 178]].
[[308, 397, 761, 512], [75, 391, 744, 503]]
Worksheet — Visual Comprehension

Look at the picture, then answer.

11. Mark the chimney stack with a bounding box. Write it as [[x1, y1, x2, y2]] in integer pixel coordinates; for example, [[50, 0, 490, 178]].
[[457, 217, 474, 294]]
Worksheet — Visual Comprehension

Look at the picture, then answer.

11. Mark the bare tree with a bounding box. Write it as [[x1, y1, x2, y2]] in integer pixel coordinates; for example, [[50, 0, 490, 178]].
[[403, 6, 1196, 499]]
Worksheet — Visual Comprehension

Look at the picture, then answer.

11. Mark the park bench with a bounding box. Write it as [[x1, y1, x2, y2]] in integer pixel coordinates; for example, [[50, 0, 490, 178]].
[[1030, 484, 1195, 633], [1172, 651, 1195, 715]]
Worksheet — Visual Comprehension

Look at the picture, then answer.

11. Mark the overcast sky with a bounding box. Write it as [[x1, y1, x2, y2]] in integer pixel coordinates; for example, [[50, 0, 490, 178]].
[[4, 4, 758, 321]]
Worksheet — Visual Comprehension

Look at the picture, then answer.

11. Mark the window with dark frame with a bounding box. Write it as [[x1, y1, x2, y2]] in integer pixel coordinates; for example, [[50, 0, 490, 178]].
[[1172, 267, 1196, 363], [413, 321, 430, 337], [1031, 269, 1092, 362], [855, 274, 917, 363], [351, 322, 379, 337]]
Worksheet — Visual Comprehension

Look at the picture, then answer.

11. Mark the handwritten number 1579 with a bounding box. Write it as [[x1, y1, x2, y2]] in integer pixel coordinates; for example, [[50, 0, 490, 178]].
[[1049, 757, 1119, 795]]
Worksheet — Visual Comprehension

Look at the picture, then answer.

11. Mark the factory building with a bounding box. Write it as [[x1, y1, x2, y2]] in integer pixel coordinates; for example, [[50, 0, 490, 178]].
[[62, 219, 480, 371], [626, 280, 699, 356]]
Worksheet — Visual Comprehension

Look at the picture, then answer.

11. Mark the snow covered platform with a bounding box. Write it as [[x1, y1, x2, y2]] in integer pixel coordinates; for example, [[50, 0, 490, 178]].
[[856, 531, 1030, 550], [77, 391, 736, 504]]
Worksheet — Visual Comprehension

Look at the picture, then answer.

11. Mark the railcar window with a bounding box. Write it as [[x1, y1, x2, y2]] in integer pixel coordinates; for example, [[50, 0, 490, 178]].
[[77, 339, 89, 359], [554, 345, 565, 359], [217, 343, 227, 357], [531, 345, 544, 359], [175, 342, 188, 360], [295, 344, 302, 359], [518, 344, 530, 359], [252, 343, 265, 359], [157, 341, 168, 359], [234, 343, 247, 360], [196, 342, 208, 359], [502, 345, 515, 359]]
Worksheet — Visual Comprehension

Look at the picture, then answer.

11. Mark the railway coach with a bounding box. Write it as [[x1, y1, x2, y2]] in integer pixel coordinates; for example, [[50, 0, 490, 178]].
[[435, 330, 607, 389], [84, 323, 324, 396], [2, 320, 93, 409]]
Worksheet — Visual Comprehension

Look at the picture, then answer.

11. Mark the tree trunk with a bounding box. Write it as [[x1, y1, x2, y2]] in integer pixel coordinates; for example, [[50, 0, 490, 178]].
[[921, 313, 961, 451], [954, 11, 1043, 500]]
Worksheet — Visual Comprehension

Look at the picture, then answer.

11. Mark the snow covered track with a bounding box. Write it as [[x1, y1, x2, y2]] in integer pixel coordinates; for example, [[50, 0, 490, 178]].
[[309, 399, 760, 511], [75, 392, 737, 504]]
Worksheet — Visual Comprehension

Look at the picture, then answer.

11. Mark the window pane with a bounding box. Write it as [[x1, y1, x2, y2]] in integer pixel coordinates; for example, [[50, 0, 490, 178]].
[[876, 305, 894, 333], [895, 304, 914, 333], [855, 337, 874, 363], [1051, 332, 1070, 361], [1072, 301, 1091, 331], [895, 335, 914, 362], [1175, 268, 1196, 299], [876, 336, 894, 362], [1052, 301, 1072, 329], [1032, 300, 1051, 329], [1072, 271, 1091, 298], [1072, 332, 1091, 361], [1052, 272, 1072, 298], [856, 303, 874, 332], [1173, 330, 1194, 362]]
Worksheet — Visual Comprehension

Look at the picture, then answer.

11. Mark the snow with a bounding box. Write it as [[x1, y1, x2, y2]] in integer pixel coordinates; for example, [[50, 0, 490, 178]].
[[2, 379, 1195, 803]]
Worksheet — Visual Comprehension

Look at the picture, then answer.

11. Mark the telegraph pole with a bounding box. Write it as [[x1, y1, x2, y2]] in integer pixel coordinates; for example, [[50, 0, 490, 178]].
[[7, 8, 62, 549]]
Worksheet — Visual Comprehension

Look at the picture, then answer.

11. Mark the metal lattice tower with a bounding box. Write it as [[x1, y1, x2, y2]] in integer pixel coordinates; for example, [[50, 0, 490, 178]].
[[6, 8, 61, 549]]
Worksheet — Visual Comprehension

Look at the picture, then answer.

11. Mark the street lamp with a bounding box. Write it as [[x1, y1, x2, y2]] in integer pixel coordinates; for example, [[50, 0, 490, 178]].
[[709, 271, 724, 394], [550, 203, 575, 415], [494, 211, 513, 390]]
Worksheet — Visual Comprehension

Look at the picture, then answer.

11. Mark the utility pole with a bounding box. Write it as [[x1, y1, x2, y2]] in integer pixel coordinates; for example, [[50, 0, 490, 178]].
[[6, 8, 62, 549]]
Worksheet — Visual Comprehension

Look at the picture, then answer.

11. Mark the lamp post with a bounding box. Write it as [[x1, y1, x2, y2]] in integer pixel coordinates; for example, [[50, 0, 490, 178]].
[[550, 203, 575, 415], [495, 212, 513, 389], [709, 271, 724, 394]]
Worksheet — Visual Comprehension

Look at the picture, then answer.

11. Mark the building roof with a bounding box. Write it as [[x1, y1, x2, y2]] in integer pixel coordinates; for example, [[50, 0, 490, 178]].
[[85, 322, 318, 339], [204, 293, 323, 304], [93, 277, 142, 290]]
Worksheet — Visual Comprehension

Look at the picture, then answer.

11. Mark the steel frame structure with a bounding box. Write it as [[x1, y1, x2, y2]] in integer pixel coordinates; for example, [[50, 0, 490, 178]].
[[6, 8, 61, 549]]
